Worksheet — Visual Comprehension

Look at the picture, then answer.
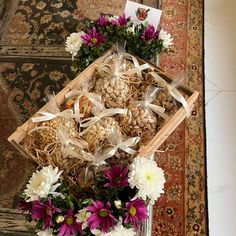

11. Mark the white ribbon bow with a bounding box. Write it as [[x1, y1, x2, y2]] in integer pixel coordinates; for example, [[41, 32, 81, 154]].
[[65, 89, 102, 121], [31, 109, 76, 123], [81, 150, 107, 166], [131, 101, 169, 120], [99, 52, 150, 80], [148, 72, 191, 117], [102, 136, 140, 160], [44, 126, 88, 160], [124, 52, 150, 79], [80, 108, 127, 135]]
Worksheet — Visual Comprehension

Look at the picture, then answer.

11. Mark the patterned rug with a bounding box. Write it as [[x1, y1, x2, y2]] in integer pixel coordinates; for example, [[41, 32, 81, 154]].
[[0, 0, 207, 235]]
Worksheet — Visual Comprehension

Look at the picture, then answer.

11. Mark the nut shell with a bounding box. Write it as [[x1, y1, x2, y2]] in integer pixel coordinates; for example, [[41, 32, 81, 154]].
[[121, 106, 158, 144], [153, 90, 177, 114], [94, 77, 129, 108], [34, 117, 78, 148], [82, 117, 120, 152]]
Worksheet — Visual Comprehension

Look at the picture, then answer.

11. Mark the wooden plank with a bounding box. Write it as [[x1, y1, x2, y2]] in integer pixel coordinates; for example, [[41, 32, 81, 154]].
[[0, 208, 35, 235], [138, 91, 199, 157], [0, 45, 70, 60]]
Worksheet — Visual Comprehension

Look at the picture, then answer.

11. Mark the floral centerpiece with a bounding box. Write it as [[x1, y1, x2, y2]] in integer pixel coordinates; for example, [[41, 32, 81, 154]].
[[19, 157, 165, 236], [65, 14, 173, 72], [14, 13, 185, 236]]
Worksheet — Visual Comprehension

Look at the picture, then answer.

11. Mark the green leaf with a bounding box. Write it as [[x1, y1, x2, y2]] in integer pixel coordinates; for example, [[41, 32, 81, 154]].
[[35, 219, 44, 230], [82, 198, 92, 205]]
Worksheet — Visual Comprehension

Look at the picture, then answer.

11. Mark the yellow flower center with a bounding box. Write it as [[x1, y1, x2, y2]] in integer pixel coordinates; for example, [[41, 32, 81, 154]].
[[45, 207, 51, 216], [91, 37, 98, 44], [66, 216, 74, 225], [115, 177, 121, 183], [129, 206, 137, 216], [99, 209, 108, 217], [145, 172, 154, 183]]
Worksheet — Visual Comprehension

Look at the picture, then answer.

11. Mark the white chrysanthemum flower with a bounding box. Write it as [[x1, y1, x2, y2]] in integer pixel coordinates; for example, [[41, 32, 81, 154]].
[[91, 224, 136, 236], [76, 208, 91, 230], [114, 200, 122, 209], [37, 228, 53, 236], [159, 29, 173, 48], [127, 25, 135, 34], [65, 31, 84, 60], [128, 156, 166, 204], [108, 15, 118, 21], [106, 224, 136, 236], [24, 165, 63, 202]]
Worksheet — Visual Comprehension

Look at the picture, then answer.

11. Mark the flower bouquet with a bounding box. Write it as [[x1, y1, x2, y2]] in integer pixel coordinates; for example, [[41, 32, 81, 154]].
[[20, 157, 165, 236], [65, 14, 173, 72]]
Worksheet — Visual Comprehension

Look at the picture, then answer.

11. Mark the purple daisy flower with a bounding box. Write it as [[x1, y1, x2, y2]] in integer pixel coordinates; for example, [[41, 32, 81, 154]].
[[96, 15, 110, 27], [87, 201, 116, 233], [81, 27, 105, 46], [141, 25, 159, 41], [104, 165, 129, 188], [59, 209, 83, 236], [112, 14, 131, 26], [124, 198, 148, 229], [32, 198, 61, 229], [18, 200, 33, 213]]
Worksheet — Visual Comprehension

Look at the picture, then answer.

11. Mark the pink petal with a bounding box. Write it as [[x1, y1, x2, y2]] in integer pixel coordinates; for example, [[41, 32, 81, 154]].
[[59, 223, 67, 236]]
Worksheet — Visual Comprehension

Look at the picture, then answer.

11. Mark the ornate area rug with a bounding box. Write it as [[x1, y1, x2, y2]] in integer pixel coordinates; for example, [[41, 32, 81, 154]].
[[153, 1, 207, 235], [0, 0, 207, 235]]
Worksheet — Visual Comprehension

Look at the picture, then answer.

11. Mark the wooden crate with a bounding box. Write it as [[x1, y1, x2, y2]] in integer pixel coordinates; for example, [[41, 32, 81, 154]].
[[8, 49, 199, 159]]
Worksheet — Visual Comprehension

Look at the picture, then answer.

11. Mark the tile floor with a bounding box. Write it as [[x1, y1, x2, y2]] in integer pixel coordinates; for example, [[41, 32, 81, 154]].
[[205, 0, 236, 235]]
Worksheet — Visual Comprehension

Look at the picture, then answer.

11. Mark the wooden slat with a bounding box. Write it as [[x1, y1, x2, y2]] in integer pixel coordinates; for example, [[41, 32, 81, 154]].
[[138, 91, 199, 157], [0, 208, 35, 235], [0, 45, 70, 60]]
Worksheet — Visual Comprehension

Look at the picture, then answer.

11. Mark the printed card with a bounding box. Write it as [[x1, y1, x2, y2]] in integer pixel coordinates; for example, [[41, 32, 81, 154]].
[[124, 0, 162, 28]]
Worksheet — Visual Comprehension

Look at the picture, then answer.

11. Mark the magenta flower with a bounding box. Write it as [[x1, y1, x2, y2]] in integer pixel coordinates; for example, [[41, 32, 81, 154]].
[[59, 209, 83, 236], [87, 201, 116, 233], [81, 27, 105, 46], [124, 198, 148, 229], [96, 15, 110, 27], [104, 165, 129, 188], [32, 198, 61, 229], [18, 200, 33, 213], [112, 14, 131, 26], [141, 25, 159, 41]]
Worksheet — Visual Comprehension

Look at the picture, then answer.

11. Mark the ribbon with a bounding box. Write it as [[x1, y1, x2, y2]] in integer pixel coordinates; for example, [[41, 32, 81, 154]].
[[131, 101, 169, 120], [31, 109, 76, 123], [148, 72, 191, 117], [29, 124, 88, 161], [65, 89, 102, 122], [124, 53, 150, 79], [80, 108, 127, 135], [81, 150, 107, 166], [56, 126, 88, 160], [102, 136, 140, 160], [98, 52, 150, 80]]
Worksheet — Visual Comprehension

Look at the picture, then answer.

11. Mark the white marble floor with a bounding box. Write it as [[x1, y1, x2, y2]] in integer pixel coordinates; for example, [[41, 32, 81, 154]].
[[205, 0, 236, 235]]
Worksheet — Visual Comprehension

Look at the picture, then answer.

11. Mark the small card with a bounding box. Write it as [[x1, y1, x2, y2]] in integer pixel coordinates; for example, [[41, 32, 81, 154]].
[[124, 0, 162, 28]]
